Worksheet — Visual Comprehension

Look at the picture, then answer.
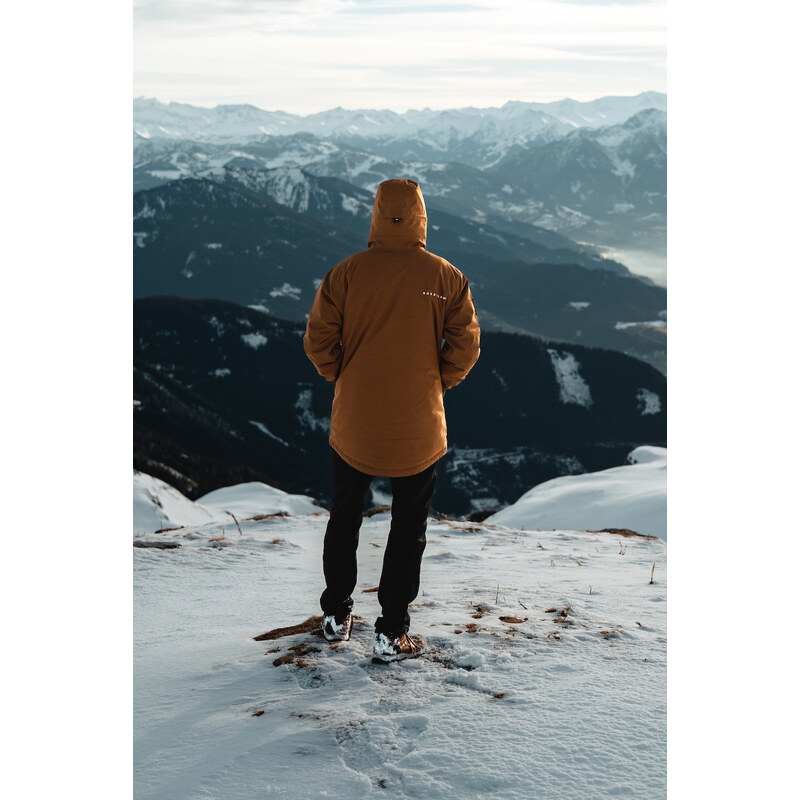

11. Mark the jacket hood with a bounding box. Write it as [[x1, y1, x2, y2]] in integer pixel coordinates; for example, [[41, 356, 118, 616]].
[[367, 179, 427, 250]]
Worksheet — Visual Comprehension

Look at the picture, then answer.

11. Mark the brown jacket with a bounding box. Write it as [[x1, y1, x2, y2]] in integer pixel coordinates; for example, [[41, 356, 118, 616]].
[[303, 178, 480, 477]]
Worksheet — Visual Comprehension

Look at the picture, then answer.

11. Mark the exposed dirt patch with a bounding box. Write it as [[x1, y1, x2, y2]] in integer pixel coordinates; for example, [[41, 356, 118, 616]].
[[363, 505, 392, 518], [247, 512, 291, 520], [254, 615, 323, 641], [544, 606, 573, 624], [133, 541, 181, 550], [585, 528, 660, 541], [272, 643, 321, 667], [499, 616, 528, 624], [454, 623, 483, 635]]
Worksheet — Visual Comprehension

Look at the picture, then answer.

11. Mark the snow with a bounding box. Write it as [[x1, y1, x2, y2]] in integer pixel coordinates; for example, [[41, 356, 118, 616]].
[[207, 316, 225, 337], [135, 471, 323, 536], [147, 169, 183, 180], [241, 332, 268, 349], [615, 320, 667, 330], [486, 447, 667, 540], [624, 445, 664, 465], [340, 194, 362, 215], [547, 349, 593, 409], [133, 94, 664, 149], [134, 503, 666, 798], [249, 419, 290, 447], [134, 201, 157, 220], [611, 159, 636, 179], [295, 388, 331, 432], [269, 282, 302, 300], [636, 388, 662, 416], [133, 471, 224, 534], [197, 482, 322, 518], [491, 368, 509, 391], [568, 301, 590, 310]]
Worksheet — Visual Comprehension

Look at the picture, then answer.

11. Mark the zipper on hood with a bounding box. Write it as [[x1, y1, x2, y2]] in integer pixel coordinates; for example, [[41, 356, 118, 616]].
[[367, 179, 427, 250]]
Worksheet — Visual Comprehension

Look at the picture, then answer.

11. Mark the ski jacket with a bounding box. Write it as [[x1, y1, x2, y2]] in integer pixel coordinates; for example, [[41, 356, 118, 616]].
[[303, 178, 481, 477]]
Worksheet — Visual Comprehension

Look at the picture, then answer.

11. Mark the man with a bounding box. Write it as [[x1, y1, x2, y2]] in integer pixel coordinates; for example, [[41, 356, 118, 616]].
[[303, 178, 480, 662]]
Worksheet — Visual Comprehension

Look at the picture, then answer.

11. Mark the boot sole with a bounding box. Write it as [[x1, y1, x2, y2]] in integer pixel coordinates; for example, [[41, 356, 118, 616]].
[[371, 651, 423, 664]]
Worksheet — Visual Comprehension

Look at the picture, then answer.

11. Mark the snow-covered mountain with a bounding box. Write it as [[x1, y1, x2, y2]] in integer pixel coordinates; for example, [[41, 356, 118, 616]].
[[133, 175, 667, 370], [133, 93, 666, 257], [486, 445, 667, 539], [134, 162, 629, 273], [133, 142, 619, 267], [488, 109, 667, 228], [133, 92, 666, 168]]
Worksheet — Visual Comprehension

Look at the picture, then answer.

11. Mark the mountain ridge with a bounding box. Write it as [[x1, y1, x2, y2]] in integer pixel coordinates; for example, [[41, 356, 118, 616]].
[[133, 296, 666, 517], [133, 91, 666, 145]]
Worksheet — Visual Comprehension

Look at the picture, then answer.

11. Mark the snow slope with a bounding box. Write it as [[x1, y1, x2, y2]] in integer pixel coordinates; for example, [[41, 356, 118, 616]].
[[133, 471, 225, 534], [134, 472, 323, 535], [486, 446, 667, 540], [134, 509, 666, 798], [197, 482, 322, 518]]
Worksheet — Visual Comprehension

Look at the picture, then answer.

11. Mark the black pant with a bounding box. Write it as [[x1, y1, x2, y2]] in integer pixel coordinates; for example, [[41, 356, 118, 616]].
[[320, 446, 438, 635]]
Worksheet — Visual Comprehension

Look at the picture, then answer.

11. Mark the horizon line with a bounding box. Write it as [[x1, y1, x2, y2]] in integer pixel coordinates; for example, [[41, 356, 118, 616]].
[[132, 89, 666, 118]]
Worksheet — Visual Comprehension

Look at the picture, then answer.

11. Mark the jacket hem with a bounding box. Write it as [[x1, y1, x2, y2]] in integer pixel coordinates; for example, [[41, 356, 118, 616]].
[[330, 438, 446, 477]]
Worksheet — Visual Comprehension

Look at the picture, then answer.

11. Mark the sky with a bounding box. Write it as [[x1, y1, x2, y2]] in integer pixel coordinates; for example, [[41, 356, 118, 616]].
[[133, 0, 666, 114]]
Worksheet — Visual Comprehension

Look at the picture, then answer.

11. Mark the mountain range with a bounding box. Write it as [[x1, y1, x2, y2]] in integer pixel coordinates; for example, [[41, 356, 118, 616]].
[[133, 91, 666, 165], [133, 92, 666, 256], [132, 93, 668, 508], [133, 175, 666, 372]]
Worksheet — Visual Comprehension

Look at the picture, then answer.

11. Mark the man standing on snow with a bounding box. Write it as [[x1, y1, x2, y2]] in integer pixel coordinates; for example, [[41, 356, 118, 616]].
[[303, 178, 480, 662]]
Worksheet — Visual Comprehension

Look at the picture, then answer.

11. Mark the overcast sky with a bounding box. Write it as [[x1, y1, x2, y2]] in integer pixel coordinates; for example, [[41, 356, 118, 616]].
[[133, 0, 666, 114]]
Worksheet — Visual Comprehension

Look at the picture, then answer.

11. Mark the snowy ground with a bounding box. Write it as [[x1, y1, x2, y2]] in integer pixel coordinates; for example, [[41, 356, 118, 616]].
[[487, 446, 667, 540], [134, 505, 666, 798], [133, 472, 322, 534]]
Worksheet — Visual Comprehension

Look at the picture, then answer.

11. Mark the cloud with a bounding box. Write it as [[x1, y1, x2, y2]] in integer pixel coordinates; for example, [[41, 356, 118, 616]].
[[134, 0, 666, 112]]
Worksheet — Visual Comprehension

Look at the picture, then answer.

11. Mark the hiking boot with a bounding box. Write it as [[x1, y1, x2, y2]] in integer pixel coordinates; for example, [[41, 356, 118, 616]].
[[321, 612, 352, 642], [373, 631, 426, 662]]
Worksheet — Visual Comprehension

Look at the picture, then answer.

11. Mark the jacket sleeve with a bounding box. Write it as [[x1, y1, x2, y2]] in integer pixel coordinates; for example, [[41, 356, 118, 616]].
[[440, 277, 480, 390], [304, 264, 346, 382]]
